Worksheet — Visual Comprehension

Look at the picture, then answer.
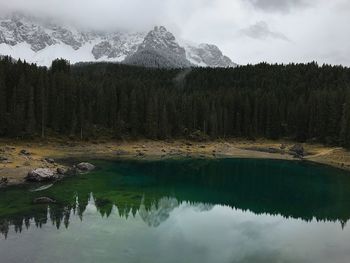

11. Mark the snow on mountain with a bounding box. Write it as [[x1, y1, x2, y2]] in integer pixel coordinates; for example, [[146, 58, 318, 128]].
[[124, 26, 192, 68], [0, 13, 237, 68], [185, 43, 237, 68]]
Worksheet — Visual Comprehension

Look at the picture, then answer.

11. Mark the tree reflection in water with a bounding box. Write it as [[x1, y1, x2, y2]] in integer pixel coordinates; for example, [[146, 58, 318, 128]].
[[1, 158, 350, 238]]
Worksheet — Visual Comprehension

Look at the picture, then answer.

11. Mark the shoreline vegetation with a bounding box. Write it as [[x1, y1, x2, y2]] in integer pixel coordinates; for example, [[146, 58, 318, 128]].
[[1, 58, 350, 188], [1, 138, 350, 187]]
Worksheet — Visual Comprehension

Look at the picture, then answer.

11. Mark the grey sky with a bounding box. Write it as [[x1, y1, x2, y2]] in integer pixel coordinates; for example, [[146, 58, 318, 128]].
[[246, 0, 308, 12], [1, 0, 349, 66], [241, 21, 290, 41]]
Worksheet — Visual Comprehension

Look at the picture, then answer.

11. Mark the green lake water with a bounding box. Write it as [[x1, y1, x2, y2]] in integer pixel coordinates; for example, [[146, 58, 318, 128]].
[[1, 158, 350, 263]]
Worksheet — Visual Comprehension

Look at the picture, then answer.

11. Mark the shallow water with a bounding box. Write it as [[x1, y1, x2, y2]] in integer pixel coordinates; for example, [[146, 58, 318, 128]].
[[1, 158, 350, 263]]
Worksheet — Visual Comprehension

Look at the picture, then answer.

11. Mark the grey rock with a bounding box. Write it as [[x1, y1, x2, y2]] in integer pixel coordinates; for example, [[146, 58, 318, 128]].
[[290, 144, 305, 157], [280, 144, 287, 150], [51, 27, 82, 50], [30, 184, 53, 192], [76, 162, 95, 172], [0, 13, 236, 68], [186, 43, 237, 68], [57, 167, 79, 176], [66, 167, 80, 176], [56, 167, 67, 175], [139, 26, 186, 58], [33, 197, 56, 204], [26, 168, 58, 182], [92, 41, 113, 59], [124, 26, 192, 68], [0, 177, 8, 186], [137, 152, 146, 157], [20, 149, 31, 155], [0, 156, 8, 162], [45, 158, 55, 164]]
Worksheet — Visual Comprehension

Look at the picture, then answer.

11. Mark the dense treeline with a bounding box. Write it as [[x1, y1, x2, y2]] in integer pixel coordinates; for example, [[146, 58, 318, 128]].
[[0, 56, 350, 147]]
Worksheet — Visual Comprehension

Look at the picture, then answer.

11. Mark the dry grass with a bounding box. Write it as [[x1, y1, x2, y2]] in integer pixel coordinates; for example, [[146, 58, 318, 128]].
[[1, 138, 350, 185]]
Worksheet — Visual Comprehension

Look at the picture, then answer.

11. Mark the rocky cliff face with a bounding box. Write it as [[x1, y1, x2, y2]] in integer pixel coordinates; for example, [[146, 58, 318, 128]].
[[185, 43, 235, 68], [124, 26, 192, 68], [0, 13, 237, 68]]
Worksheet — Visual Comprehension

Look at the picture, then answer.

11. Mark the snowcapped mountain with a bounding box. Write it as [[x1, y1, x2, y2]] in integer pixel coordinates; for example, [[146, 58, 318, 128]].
[[0, 13, 237, 68], [124, 26, 192, 68]]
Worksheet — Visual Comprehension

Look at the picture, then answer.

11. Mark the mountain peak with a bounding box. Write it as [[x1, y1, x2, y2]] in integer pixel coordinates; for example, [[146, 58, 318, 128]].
[[124, 25, 191, 69], [153, 26, 167, 32], [138, 25, 185, 57], [0, 13, 237, 68]]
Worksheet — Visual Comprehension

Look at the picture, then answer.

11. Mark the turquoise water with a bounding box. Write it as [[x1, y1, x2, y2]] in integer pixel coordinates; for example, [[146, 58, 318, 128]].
[[1, 158, 350, 263]]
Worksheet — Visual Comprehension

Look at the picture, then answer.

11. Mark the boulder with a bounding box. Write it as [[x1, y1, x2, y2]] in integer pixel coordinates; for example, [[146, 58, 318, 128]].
[[290, 144, 305, 157], [0, 156, 8, 162], [57, 167, 79, 176], [57, 167, 67, 175], [26, 168, 58, 182], [266, 147, 280, 154], [0, 177, 8, 186], [45, 158, 55, 164], [137, 152, 145, 157], [20, 149, 31, 155], [76, 162, 95, 172], [33, 197, 56, 204]]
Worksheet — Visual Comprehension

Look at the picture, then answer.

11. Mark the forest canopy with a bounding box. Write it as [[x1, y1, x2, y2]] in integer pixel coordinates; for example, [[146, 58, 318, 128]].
[[0, 57, 350, 147]]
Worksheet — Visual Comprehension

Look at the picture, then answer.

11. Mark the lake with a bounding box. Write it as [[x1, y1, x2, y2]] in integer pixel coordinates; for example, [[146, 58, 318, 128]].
[[1, 158, 350, 263]]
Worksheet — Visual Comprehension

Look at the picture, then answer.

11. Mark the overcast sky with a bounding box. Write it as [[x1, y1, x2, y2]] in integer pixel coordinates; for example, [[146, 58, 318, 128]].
[[1, 0, 350, 66]]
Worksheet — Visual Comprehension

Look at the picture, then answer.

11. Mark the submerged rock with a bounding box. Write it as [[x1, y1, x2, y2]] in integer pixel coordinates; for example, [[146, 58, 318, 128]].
[[30, 184, 54, 192], [33, 197, 56, 204], [26, 168, 58, 182], [57, 167, 80, 176], [76, 162, 95, 172]]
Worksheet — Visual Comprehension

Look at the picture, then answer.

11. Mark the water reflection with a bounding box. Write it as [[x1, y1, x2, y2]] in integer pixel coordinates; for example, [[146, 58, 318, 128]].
[[1, 193, 350, 263], [1, 158, 350, 239]]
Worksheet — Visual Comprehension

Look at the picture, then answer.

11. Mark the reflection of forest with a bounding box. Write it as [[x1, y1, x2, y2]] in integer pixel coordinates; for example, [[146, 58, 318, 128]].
[[1, 158, 350, 237], [0, 194, 189, 237]]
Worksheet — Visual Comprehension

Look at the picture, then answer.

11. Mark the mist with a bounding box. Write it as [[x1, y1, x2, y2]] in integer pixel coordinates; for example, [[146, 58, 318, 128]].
[[1, 0, 350, 66]]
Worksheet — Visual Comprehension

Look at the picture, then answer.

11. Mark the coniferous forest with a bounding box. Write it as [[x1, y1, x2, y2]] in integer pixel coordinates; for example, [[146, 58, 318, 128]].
[[0, 56, 350, 147]]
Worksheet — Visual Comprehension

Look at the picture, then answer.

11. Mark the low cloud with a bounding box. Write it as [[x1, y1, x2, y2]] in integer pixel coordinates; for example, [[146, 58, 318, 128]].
[[0, 0, 349, 66], [246, 0, 309, 12], [241, 21, 290, 41]]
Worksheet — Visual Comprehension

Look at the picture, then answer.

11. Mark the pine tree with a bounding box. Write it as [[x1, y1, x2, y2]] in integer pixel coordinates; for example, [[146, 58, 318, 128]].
[[340, 91, 350, 148], [0, 76, 7, 135], [159, 104, 169, 139], [129, 89, 138, 137], [26, 85, 36, 135]]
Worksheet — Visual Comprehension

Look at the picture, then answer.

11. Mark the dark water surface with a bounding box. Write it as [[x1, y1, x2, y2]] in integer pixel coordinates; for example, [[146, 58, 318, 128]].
[[1, 158, 350, 263]]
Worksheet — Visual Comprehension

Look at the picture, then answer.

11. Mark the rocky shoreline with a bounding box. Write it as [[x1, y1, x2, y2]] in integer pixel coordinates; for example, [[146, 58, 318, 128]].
[[1, 139, 350, 189]]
